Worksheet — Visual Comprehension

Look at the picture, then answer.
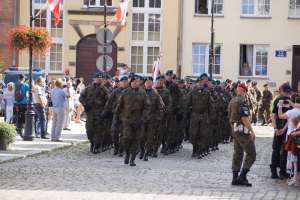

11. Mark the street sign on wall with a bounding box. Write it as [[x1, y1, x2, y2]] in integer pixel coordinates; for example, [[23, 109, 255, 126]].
[[275, 50, 287, 58]]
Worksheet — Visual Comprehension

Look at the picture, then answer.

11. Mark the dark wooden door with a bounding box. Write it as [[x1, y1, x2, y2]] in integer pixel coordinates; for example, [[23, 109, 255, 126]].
[[292, 45, 300, 91], [76, 34, 118, 84]]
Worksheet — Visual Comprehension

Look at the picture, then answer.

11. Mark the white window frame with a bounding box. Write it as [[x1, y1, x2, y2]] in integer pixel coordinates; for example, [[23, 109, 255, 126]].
[[192, 43, 222, 76], [33, 2, 64, 74], [194, 0, 224, 16], [241, 0, 271, 17], [289, 0, 300, 18], [130, 0, 162, 75], [82, 0, 113, 8], [239, 44, 269, 78]]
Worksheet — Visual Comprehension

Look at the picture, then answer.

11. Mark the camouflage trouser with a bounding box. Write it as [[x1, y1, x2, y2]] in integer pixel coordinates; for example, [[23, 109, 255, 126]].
[[122, 122, 140, 155], [141, 121, 160, 153], [258, 103, 271, 123], [111, 117, 122, 149], [86, 112, 104, 148], [103, 118, 112, 147], [189, 113, 209, 150], [166, 114, 178, 146], [232, 131, 256, 172]]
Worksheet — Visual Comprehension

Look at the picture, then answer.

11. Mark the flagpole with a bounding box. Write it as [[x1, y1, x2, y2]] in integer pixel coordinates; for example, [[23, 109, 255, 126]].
[[23, 0, 36, 141], [209, 0, 215, 80]]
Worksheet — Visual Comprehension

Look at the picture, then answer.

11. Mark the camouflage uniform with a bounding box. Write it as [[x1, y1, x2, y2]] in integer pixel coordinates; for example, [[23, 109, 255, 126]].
[[140, 88, 164, 161], [228, 94, 256, 186], [258, 89, 273, 124], [79, 83, 109, 153], [155, 86, 172, 154], [187, 86, 212, 158], [115, 87, 147, 166]]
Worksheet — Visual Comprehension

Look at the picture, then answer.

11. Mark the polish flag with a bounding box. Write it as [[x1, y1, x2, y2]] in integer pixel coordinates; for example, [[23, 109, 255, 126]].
[[48, 0, 62, 26], [114, 0, 128, 27]]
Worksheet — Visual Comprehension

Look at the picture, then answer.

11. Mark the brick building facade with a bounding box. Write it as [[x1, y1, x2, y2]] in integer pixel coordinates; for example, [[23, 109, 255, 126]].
[[0, 0, 19, 68]]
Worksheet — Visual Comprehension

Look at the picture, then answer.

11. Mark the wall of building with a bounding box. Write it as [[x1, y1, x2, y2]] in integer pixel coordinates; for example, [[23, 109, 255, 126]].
[[182, 0, 300, 88], [0, 0, 19, 68]]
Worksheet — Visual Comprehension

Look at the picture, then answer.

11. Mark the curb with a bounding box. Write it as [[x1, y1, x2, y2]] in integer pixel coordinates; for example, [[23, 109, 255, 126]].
[[0, 140, 89, 165]]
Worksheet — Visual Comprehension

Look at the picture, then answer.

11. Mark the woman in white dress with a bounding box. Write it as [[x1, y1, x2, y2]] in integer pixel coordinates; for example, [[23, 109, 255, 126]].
[[3, 83, 15, 123]]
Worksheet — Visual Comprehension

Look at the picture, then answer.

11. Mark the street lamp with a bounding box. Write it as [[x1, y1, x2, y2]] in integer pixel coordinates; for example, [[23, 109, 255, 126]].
[[23, 0, 36, 141], [209, 0, 215, 79]]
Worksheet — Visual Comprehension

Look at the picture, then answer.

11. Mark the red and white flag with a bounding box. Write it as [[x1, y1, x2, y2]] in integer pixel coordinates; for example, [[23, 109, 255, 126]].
[[114, 0, 128, 27], [152, 56, 161, 83], [48, 0, 62, 26]]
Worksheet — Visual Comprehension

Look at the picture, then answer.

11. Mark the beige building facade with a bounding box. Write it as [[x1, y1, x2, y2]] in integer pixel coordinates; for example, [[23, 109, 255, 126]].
[[18, 0, 180, 81], [181, 0, 300, 89]]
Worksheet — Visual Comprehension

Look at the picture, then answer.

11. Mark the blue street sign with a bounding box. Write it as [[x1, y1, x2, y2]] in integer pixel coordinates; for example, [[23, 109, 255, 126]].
[[275, 50, 287, 57]]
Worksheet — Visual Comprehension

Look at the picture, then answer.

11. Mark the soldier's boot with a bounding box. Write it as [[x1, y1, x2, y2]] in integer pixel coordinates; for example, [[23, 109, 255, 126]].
[[215, 143, 219, 151], [118, 147, 124, 157], [153, 147, 159, 158], [139, 147, 145, 160], [92, 144, 100, 154], [237, 169, 252, 187], [160, 143, 166, 154], [270, 165, 279, 179], [197, 149, 203, 159], [124, 151, 130, 165], [130, 153, 137, 167], [143, 151, 149, 162], [231, 171, 240, 185], [113, 144, 119, 156], [192, 145, 198, 158], [169, 144, 175, 154]]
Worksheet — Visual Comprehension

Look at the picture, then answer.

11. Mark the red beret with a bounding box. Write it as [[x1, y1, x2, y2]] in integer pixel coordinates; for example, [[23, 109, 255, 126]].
[[238, 83, 248, 91]]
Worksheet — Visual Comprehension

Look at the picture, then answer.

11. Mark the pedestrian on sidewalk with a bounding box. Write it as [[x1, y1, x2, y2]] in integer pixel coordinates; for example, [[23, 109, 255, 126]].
[[63, 80, 75, 131], [3, 83, 15, 123], [50, 79, 70, 142], [33, 76, 48, 139]]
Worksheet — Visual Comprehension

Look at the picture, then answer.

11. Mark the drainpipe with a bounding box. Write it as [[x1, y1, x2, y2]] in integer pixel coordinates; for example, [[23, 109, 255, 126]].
[[12, 0, 19, 67], [177, 0, 183, 78]]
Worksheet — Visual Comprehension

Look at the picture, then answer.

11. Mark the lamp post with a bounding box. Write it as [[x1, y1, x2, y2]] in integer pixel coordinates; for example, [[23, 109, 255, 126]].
[[23, 0, 35, 141], [209, 0, 215, 79]]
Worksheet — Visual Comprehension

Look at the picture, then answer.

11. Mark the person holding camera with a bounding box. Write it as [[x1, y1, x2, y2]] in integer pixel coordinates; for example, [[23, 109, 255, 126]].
[[270, 83, 293, 179], [228, 83, 256, 187]]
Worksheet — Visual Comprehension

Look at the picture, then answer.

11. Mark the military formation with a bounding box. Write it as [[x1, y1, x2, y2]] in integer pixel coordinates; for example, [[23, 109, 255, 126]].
[[79, 70, 272, 168]]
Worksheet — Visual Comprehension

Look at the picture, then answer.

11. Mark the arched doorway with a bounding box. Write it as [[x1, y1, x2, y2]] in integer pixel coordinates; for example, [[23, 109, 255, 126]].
[[76, 34, 118, 84]]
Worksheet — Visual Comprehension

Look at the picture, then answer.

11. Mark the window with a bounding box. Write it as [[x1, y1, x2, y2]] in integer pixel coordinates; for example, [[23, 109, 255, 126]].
[[33, 1, 64, 73], [148, 14, 160, 41], [131, 46, 144, 73], [133, 0, 145, 7], [242, 0, 271, 16], [83, 0, 112, 7], [195, 0, 224, 15], [192, 43, 222, 76], [239, 45, 268, 77], [149, 0, 161, 8], [131, 0, 161, 74], [289, 0, 300, 17], [132, 13, 144, 41], [147, 47, 160, 73]]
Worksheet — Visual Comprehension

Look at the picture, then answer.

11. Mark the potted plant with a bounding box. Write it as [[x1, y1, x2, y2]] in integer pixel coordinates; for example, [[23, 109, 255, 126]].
[[0, 123, 17, 151]]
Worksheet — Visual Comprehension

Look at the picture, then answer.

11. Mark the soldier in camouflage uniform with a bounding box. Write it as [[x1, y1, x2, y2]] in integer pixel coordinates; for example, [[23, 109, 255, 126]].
[[114, 75, 147, 166], [103, 76, 129, 156], [164, 70, 183, 155], [155, 75, 172, 155], [258, 83, 273, 125], [139, 77, 165, 161], [177, 79, 189, 148], [228, 83, 256, 187], [187, 75, 212, 159], [79, 72, 109, 154], [251, 81, 261, 125]]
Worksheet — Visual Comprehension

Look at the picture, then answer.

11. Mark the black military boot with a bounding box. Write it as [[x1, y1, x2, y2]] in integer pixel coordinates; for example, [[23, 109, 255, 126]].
[[192, 145, 197, 158], [197, 149, 203, 159], [215, 143, 219, 151], [237, 169, 252, 187], [231, 171, 240, 185], [124, 151, 130, 165], [113, 144, 119, 156], [270, 165, 279, 179], [90, 142, 94, 153], [130, 154, 137, 167], [143, 152, 149, 162], [139, 148, 145, 160]]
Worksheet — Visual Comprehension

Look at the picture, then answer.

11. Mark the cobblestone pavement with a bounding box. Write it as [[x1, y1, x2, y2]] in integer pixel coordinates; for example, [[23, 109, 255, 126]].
[[0, 126, 299, 200]]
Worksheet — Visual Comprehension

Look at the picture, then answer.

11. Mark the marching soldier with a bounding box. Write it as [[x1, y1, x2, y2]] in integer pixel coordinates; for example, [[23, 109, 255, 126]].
[[79, 72, 109, 154], [251, 81, 262, 125], [259, 83, 273, 125], [114, 75, 147, 166], [155, 75, 172, 155], [228, 83, 256, 187], [103, 76, 129, 156], [164, 70, 183, 154], [187, 75, 212, 159], [140, 77, 165, 161]]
